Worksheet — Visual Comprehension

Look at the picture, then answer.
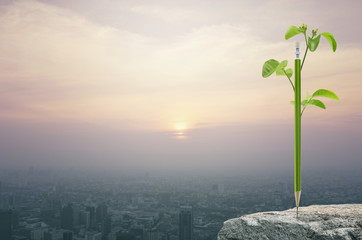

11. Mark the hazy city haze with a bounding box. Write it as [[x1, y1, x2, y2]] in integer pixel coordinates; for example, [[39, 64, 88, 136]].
[[0, 0, 361, 173]]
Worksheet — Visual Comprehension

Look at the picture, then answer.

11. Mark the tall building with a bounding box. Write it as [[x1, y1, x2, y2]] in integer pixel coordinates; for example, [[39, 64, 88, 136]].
[[12, 210, 19, 228], [31, 226, 48, 240], [86, 206, 96, 228], [80, 210, 90, 229], [72, 204, 81, 226], [96, 203, 107, 223], [63, 230, 73, 240], [43, 231, 52, 240], [143, 228, 158, 240], [61, 203, 74, 230], [0, 181, 4, 209], [102, 215, 111, 240], [179, 206, 193, 240], [0, 209, 12, 240]]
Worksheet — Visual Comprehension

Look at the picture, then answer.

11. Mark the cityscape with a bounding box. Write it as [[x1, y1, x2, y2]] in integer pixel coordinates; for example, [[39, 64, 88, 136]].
[[1, 167, 361, 240]]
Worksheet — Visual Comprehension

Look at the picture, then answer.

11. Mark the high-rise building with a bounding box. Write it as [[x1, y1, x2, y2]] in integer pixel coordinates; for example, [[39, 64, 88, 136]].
[[143, 228, 158, 240], [72, 204, 81, 226], [102, 215, 111, 240], [43, 231, 52, 240], [12, 210, 19, 228], [86, 206, 96, 228], [96, 203, 107, 223], [47, 229, 64, 240], [63, 230, 73, 240], [179, 206, 193, 240], [0, 209, 12, 240], [31, 226, 48, 240], [61, 204, 74, 230], [92, 232, 102, 240], [80, 210, 90, 229]]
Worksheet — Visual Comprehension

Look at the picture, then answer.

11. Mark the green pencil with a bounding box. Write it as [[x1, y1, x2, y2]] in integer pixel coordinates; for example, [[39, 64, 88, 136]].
[[262, 23, 340, 218], [294, 42, 301, 216]]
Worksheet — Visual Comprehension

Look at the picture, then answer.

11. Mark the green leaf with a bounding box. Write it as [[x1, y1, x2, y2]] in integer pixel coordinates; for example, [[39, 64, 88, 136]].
[[321, 32, 337, 52], [284, 68, 293, 78], [306, 91, 311, 101], [285, 26, 303, 40], [277, 60, 288, 69], [262, 59, 279, 78], [275, 60, 288, 75], [275, 61, 293, 78], [290, 101, 295, 105], [312, 89, 340, 101], [306, 99, 326, 109], [308, 34, 321, 52]]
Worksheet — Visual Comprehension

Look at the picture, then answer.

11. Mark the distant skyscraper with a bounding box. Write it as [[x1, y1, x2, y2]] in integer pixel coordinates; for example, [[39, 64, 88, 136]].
[[61, 204, 74, 230], [80, 210, 90, 229], [72, 204, 81, 226], [0, 181, 3, 209], [179, 206, 193, 240], [86, 206, 96, 228], [44, 231, 52, 240], [12, 211, 19, 229], [101, 215, 111, 240], [63, 230, 73, 240], [31, 226, 48, 240], [0, 209, 12, 240], [96, 203, 108, 223], [144, 228, 158, 240]]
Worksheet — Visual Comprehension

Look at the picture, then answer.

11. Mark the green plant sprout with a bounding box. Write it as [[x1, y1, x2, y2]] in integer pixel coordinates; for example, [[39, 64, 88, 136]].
[[262, 23, 340, 216]]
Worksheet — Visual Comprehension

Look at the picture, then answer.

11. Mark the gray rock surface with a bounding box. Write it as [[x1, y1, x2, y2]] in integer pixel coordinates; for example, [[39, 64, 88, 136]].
[[218, 204, 362, 240]]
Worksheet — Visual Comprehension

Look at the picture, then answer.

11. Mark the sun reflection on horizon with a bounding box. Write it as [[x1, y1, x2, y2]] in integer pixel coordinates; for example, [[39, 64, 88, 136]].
[[172, 121, 189, 139]]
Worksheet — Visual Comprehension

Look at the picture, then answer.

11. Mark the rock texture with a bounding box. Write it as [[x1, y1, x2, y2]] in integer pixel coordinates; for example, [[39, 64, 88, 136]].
[[218, 204, 362, 240]]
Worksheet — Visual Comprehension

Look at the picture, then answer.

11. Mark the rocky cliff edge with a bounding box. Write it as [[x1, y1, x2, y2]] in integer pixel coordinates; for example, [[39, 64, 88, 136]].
[[218, 204, 362, 240]]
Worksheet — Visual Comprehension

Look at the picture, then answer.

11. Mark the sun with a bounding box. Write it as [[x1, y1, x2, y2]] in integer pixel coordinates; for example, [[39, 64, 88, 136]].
[[174, 121, 187, 131], [172, 121, 189, 139]]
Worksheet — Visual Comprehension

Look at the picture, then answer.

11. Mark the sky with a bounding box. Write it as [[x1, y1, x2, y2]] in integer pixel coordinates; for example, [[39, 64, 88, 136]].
[[0, 0, 361, 174]]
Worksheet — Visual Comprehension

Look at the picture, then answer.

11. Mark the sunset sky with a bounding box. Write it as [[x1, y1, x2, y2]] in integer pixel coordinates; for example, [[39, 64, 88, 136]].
[[0, 0, 361, 173]]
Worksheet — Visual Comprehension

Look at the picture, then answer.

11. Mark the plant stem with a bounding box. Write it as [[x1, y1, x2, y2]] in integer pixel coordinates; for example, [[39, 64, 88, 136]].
[[300, 34, 310, 116], [301, 34, 308, 70], [301, 105, 307, 116], [283, 69, 295, 91]]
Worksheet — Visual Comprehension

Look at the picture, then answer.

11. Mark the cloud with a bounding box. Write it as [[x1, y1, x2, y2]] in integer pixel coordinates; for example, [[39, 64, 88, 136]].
[[0, 0, 156, 121], [0, 1, 277, 127], [128, 4, 192, 22], [0, 0, 361, 131]]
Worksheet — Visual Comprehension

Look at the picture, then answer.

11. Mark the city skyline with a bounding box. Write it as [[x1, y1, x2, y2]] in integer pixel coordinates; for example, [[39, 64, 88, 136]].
[[0, 0, 361, 172], [0, 168, 361, 240]]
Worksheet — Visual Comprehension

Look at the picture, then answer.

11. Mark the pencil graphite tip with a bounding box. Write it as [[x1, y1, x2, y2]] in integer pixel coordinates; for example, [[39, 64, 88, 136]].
[[295, 191, 301, 208]]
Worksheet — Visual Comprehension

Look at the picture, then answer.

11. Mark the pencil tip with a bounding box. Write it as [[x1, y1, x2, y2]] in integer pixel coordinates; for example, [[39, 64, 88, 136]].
[[294, 191, 301, 208]]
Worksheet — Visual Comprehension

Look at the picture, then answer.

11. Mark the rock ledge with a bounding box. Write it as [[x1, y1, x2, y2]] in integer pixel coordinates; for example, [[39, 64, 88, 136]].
[[218, 204, 362, 240]]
